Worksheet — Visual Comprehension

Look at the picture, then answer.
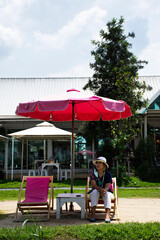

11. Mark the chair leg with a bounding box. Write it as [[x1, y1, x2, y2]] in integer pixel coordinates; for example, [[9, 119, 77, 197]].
[[14, 204, 19, 221], [50, 199, 53, 211], [47, 205, 50, 220], [52, 188, 54, 210], [116, 205, 120, 220], [85, 201, 89, 218], [85, 200, 92, 218], [115, 198, 120, 220]]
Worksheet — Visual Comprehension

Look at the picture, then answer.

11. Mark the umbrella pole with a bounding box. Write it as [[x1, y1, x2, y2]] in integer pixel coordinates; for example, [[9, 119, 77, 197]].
[[21, 139, 24, 180], [70, 102, 74, 211], [71, 102, 74, 194]]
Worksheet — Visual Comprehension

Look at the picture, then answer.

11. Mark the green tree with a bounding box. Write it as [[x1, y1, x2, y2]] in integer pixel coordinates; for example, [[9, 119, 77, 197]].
[[82, 17, 151, 162]]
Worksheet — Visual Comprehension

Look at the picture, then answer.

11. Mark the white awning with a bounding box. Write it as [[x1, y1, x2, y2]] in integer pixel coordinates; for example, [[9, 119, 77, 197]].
[[8, 121, 73, 140], [0, 135, 9, 140]]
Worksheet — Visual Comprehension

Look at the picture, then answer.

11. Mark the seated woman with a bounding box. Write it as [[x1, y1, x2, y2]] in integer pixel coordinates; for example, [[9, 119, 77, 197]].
[[89, 156, 113, 223]]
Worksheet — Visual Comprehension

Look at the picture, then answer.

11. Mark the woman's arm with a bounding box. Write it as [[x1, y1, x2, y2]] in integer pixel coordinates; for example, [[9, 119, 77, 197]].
[[104, 182, 111, 192], [91, 179, 101, 192], [100, 183, 111, 197], [91, 180, 111, 197]]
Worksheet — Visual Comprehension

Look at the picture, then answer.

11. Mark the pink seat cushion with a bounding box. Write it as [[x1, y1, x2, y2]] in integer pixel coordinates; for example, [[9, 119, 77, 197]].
[[22, 177, 50, 203], [110, 183, 113, 193]]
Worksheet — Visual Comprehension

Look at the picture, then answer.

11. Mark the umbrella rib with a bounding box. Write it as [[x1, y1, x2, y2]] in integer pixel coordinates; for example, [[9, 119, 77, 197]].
[[86, 100, 123, 113], [84, 101, 102, 113], [73, 100, 102, 113]]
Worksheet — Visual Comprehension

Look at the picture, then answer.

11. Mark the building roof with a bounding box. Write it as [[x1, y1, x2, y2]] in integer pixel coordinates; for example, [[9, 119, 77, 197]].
[[0, 76, 159, 118], [138, 76, 160, 113], [0, 77, 91, 117]]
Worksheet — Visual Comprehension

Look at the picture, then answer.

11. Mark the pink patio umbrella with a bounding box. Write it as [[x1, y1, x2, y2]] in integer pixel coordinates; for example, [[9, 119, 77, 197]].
[[78, 150, 96, 155], [16, 89, 132, 193]]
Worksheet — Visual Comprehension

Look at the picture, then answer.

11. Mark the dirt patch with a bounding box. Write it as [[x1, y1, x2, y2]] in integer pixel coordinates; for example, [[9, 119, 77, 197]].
[[0, 198, 160, 228]]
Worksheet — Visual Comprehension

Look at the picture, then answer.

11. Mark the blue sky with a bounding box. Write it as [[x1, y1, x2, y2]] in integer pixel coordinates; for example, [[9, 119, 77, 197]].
[[0, 0, 160, 77]]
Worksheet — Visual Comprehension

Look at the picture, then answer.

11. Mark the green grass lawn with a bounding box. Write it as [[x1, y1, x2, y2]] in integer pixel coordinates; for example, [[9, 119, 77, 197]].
[[118, 188, 160, 198], [0, 176, 160, 201], [0, 222, 160, 239], [0, 187, 160, 201], [121, 176, 160, 187], [1, 176, 160, 189]]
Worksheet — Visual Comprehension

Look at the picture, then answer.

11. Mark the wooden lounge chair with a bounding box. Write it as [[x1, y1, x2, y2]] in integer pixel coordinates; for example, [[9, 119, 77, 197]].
[[85, 177, 120, 220], [14, 176, 54, 221]]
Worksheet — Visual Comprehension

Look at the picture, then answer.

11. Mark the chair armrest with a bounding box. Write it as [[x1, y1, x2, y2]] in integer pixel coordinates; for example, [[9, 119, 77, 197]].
[[18, 179, 24, 203], [116, 186, 118, 202]]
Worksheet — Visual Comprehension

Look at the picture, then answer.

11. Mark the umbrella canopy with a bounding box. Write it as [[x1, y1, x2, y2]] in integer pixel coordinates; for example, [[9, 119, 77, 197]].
[[16, 89, 131, 121], [78, 150, 96, 155], [8, 121, 72, 139], [16, 89, 132, 194]]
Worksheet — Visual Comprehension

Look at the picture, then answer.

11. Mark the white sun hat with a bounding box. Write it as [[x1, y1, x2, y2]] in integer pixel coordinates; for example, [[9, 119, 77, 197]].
[[93, 156, 109, 169]]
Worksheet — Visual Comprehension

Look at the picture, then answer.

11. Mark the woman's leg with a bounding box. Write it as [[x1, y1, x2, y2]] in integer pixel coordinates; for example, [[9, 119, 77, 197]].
[[89, 189, 100, 219], [102, 192, 114, 220]]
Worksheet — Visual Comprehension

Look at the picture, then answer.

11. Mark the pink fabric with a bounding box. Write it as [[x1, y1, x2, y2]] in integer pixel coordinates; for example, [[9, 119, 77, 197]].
[[16, 89, 132, 121], [110, 183, 113, 193], [22, 177, 50, 203], [110, 178, 115, 192]]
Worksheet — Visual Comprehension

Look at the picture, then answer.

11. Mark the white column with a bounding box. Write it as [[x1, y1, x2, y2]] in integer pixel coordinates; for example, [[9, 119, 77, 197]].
[[44, 140, 46, 162], [47, 140, 52, 160], [5, 140, 8, 180], [11, 137, 14, 181]]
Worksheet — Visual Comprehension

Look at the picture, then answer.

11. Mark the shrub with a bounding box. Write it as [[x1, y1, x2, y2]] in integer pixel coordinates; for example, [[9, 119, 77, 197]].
[[112, 164, 130, 186], [134, 137, 160, 181]]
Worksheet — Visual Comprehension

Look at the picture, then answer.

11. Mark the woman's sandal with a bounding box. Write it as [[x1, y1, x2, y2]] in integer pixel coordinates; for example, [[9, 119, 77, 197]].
[[89, 218, 96, 222], [105, 219, 111, 223]]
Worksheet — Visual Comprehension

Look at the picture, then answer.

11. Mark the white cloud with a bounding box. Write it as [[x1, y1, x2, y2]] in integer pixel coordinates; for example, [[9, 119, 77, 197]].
[[0, 0, 35, 23], [0, 24, 22, 47], [0, 0, 35, 10], [48, 63, 93, 77], [0, 0, 160, 77], [127, 0, 160, 41], [0, 0, 36, 54], [34, 6, 106, 49], [124, 0, 160, 75], [139, 42, 160, 75]]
